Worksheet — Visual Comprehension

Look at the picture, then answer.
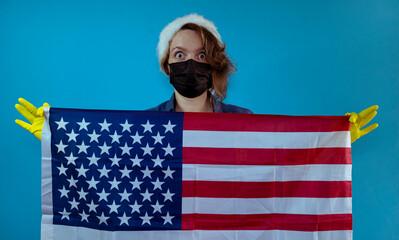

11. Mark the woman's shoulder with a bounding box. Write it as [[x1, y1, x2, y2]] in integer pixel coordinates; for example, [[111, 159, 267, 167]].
[[146, 96, 175, 112], [214, 101, 253, 114]]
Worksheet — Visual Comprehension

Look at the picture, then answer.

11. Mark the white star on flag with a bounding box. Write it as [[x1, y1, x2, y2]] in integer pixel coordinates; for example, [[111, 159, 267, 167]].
[[162, 189, 174, 202], [119, 143, 132, 156], [67, 176, 78, 188], [80, 210, 89, 222], [98, 143, 111, 155], [140, 189, 153, 202], [76, 141, 89, 154], [57, 164, 68, 176], [130, 177, 143, 190], [131, 132, 143, 144], [55, 140, 67, 153], [141, 166, 153, 179], [119, 189, 130, 202], [60, 208, 70, 220], [87, 177, 99, 190], [130, 155, 143, 167], [98, 189, 110, 202], [119, 166, 131, 178], [109, 154, 122, 167], [108, 200, 120, 214], [109, 131, 122, 143], [162, 212, 174, 225], [65, 153, 78, 165], [152, 132, 165, 145], [87, 200, 98, 212], [88, 130, 100, 143], [162, 166, 175, 179], [119, 212, 130, 226], [66, 129, 78, 142], [109, 177, 121, 190], [141, 143, 154, 156], [151, 200, 164, 213], [151, 155, 164, 167], [130, 200, 142, 213], [77, 188, 87, 200], [162, 143, 175, 156], [98, 212, 109, 225], [55, 117, 69, 130], [99, 119, 112, 132], [98, 165, 111, 178], [77, 118, 90, 131], [59, 186, 69, 198], [120, 119, 133, 133], [152, 177, 164, 190], [68, 198, 79, 210], [140, 212, 153, 225], [87, 153, 100, 166], [141, 120, 155, 133], [76, 165, 88, 177], [163, 120, 176, 133]]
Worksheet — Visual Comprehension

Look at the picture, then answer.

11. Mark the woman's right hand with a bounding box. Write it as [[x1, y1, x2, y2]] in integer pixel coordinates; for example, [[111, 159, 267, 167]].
[[15, 98, 50, 141]]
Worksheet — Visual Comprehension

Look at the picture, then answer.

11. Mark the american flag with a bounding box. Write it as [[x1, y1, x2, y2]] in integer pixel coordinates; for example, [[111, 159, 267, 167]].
[[41, 108, 352, 240]]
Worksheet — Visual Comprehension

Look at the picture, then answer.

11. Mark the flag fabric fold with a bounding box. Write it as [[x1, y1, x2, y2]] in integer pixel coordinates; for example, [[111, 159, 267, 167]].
[[41, 107, 352, 240]]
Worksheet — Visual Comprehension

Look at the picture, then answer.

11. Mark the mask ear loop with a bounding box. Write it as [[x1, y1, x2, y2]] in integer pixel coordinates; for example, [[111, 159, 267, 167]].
[[209, 88, 216, 96], [207, 89, 215, 112]]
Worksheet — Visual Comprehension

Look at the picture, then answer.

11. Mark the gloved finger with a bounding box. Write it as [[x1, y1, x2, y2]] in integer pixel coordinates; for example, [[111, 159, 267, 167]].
[[347, 112, 358, 123], [359, 110, 377, 128], [15, 104, 35, 123], [358, 105, 379, 119], [37, 107, 44, 117], [38, 103, 51, 117], [15, 119, 32, 131], [360, 123, 379, 138], [18, 98, 39, 117]]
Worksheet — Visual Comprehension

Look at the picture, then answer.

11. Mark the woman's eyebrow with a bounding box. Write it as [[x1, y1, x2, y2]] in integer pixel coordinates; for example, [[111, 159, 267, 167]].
[[171, 46, 205, 52], [171, 46, 187, 51]]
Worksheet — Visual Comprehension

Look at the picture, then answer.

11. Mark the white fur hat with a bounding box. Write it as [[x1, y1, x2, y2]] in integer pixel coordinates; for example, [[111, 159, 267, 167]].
[[157, 13, 222, 63]]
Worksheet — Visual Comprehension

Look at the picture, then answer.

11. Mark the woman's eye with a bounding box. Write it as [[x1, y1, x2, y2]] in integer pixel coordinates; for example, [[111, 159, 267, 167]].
[[176, 52, 184, 59], [198, 53, 206, 60]]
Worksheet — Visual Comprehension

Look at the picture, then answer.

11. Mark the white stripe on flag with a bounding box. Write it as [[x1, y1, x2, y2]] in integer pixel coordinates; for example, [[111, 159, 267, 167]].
[[182, 131, 351, 148], [41, 107, 54, 227], [41, 224, 352, 240], [182, 164, 352, 181], [182, 197, 352, 215]]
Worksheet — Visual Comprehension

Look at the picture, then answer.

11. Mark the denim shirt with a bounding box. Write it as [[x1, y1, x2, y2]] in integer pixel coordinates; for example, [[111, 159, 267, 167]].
[[147, 94, 253, 114]]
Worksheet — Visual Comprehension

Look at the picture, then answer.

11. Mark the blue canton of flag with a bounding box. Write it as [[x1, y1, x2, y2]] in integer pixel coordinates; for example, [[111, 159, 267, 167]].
[[48, 108, 183, 231]]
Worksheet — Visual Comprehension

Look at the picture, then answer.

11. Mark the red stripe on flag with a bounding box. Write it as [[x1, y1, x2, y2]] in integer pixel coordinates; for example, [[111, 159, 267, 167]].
[[183, 147, 352, 165], [182, 181, 352, 198], [181, 213, 353, 231], [183, 113, 350, 132]]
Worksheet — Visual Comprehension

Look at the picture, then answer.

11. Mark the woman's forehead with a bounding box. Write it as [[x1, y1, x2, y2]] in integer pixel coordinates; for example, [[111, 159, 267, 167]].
[[170, 29, 203, 50]]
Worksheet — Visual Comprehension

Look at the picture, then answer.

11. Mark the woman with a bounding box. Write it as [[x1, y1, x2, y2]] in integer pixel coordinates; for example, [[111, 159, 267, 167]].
[[15, 13, 378, 142], [148, 13, 252, 113]]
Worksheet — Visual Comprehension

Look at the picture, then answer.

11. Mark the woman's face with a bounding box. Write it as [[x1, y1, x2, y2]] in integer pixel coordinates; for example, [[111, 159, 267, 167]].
[[168, 29, 207, 64]]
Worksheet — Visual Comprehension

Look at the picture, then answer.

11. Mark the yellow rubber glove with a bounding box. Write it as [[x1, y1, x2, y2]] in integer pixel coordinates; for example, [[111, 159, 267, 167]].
[[15, 98, 50, 141], [346, 105, 379, 143]]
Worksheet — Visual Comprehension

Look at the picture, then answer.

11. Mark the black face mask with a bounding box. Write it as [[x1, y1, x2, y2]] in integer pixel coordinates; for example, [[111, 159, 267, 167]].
[[169, 59, 212, 98]]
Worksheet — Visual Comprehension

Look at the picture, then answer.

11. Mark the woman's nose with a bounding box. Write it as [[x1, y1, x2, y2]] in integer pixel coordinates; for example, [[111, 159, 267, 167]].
[[186, 54, 195, 60]]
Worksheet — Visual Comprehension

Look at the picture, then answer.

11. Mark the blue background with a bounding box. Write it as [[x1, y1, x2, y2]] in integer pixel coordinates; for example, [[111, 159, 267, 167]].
[[0, 0, 398, 239]]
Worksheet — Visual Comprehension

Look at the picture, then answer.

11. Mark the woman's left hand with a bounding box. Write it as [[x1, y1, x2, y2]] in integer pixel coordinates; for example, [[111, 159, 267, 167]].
[[346, 105, 379, 143], [15, 98, 50, 141]]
